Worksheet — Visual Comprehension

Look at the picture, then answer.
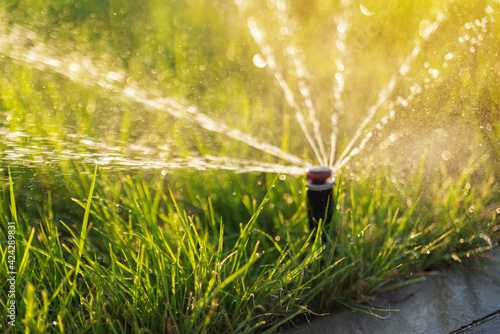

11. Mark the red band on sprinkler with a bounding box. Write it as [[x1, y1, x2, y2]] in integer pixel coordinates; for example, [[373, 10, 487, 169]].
[[306, 166, 332, 185]]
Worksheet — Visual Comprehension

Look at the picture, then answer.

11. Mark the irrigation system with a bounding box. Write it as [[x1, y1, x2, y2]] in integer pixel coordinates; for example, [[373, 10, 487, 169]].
[[306, 166, 336, 237]]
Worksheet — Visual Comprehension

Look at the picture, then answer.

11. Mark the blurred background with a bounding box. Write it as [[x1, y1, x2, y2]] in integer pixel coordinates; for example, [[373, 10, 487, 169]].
[[0, 0, 498, 176]]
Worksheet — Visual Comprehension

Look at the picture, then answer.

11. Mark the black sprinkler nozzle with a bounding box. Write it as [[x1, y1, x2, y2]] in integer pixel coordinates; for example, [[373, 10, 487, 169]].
[[306, 166, 335, 236]]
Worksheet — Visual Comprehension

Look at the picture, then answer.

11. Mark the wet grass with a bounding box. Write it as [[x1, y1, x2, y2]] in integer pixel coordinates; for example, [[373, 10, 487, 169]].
[[0, 0, 500, 333], [0, 157, 498, 333]]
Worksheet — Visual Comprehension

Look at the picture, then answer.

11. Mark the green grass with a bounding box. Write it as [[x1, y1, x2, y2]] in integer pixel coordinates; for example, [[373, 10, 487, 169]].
[[1, 157, 498, 333], [1, 0, 500, 333]]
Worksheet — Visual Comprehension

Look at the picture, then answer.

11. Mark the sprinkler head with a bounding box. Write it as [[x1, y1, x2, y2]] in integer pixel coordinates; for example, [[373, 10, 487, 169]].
[[306, 166, 336, 241], [306, 166, 333, 185]]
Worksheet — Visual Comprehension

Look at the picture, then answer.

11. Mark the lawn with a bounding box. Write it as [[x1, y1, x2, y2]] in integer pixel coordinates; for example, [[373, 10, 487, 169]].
[[1, 0, 499, 333]]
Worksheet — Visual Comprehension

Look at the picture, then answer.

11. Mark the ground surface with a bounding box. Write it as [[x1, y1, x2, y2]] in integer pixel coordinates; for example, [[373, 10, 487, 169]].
[[287, 248, 500, 334]]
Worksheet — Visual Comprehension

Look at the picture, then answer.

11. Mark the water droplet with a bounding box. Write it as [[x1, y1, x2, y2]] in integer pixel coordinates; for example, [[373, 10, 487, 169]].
[[276, 0, 286, 11], [275, 236, 281, 241], [399, 63, 410, 75], [419, 20, 433, 37], [396, 96, 408, 107], [337, 21, 347, 34], [441, 150, 451, 161], [360, 4, 375, 16], [410, 84, 422, 95], [428, 68, 439, 79], [279, 174, 286, 181], [107, 71, 123, 81], [148, 133, 159, 143], [253, 54, 267, 68], [86, 104, 96, 113], [468, 205, 475, 213]]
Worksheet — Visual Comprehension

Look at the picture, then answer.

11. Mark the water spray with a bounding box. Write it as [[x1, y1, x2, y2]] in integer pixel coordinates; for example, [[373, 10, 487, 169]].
[[306, 166, 335, 237]]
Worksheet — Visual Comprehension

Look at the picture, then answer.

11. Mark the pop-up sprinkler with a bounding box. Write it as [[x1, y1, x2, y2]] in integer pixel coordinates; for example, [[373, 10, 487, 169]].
[[306, 166, 335, 235]]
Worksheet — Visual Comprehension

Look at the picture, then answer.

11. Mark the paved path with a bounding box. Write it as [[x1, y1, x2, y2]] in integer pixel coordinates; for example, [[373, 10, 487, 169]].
[[286, 248, 500, 334]]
